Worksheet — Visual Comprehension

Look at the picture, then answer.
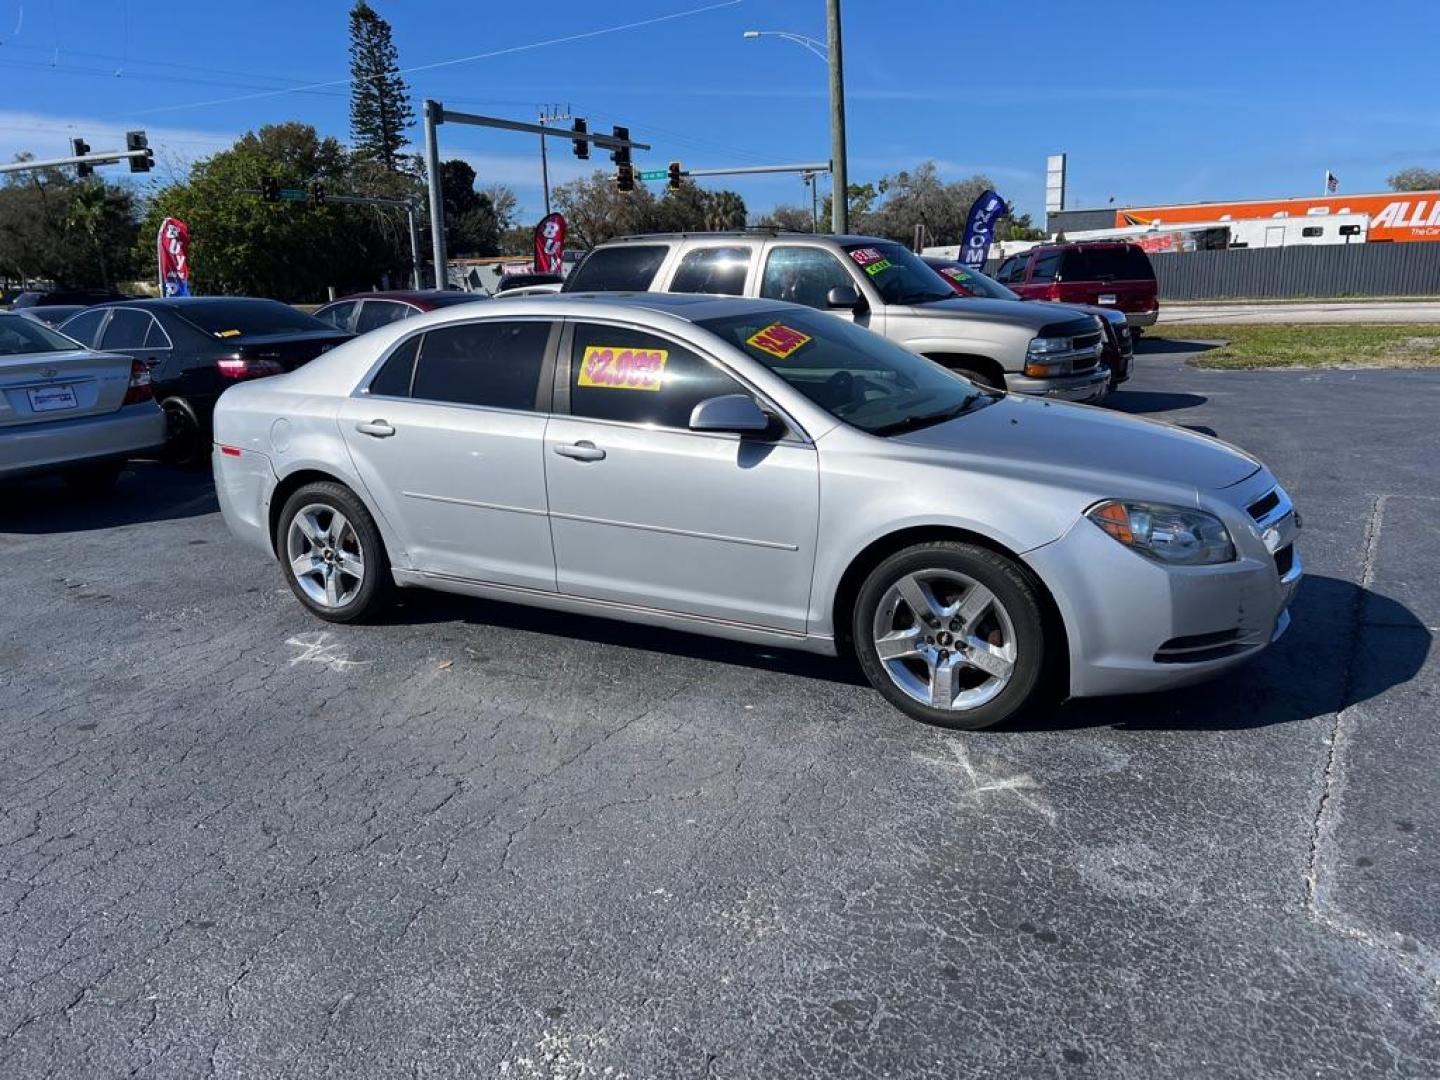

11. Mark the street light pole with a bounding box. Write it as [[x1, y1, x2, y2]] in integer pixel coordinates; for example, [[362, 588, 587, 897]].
[[826, 0, 848, 234]]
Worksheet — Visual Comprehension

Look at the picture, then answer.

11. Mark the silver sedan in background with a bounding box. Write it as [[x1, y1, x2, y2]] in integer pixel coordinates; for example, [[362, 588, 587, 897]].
[[0, 312, 164, 493], [212, 294, 1300, 729]]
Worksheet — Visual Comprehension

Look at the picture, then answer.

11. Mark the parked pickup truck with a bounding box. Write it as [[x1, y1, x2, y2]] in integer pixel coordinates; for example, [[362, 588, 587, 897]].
[[564, 231, 1112, 403]]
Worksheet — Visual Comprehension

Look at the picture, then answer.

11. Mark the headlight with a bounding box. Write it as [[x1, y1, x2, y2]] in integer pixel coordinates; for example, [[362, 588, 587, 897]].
[[1086, 500, 1235, 565], [1025, 336, 1073, 377], [1027, 335, 1070, 357]]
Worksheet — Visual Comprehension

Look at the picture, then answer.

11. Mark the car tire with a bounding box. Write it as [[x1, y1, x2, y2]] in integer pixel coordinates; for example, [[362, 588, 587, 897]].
[[62, 461, 123, 496], [852, 541, 1049, 730], [161, 397, 206, 469], [276, 481, 392, 624]]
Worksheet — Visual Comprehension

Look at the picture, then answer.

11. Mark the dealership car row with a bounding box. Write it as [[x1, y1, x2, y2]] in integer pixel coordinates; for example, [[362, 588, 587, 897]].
[[4, 234, 1300, 729]]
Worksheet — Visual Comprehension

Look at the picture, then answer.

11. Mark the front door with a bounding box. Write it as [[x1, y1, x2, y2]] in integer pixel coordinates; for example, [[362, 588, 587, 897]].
[[757, 244, 875, 329], [543, 320, 820, 635], [338, 318, 559, 591]]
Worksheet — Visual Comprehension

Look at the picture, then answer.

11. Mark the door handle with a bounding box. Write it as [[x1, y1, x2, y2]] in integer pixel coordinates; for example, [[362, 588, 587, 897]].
[[553, 440, 606, 462], [355, 419, 396, 438]]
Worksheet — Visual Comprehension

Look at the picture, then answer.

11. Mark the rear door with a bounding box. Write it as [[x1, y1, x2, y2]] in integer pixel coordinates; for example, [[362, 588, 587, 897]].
[[337, 317, 560, 591], [665, 243, 757, 296], [0, 318, 132, 428], [98, 308, 173, 373], [543, 319, 819, 634]]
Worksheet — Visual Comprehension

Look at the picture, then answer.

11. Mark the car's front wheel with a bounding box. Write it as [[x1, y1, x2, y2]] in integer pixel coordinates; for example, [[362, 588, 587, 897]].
[[852, 541, 1049, 729], [277, 481, 391, 623]]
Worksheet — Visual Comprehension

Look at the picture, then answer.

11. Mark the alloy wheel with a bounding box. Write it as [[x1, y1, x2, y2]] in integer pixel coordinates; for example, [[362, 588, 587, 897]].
[[870, 569, 1018, 712], [285, 503, 367, 610]]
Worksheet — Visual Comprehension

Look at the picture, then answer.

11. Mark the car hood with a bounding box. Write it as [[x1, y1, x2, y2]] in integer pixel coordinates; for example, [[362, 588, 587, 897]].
[[894, 295, 1060, 330], [892, 393, 1260, 492]]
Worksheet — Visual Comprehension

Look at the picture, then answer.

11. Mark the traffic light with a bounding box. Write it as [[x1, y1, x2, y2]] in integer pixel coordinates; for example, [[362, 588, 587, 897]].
[[125, 130, 152, 173], [668, 161, 683, 190], [572, 117, 589, 160], [71, 138, 93, 178], [609, 125, 630, 169], [310, 183, 326, 206], [261, 176, 279, 203], [615, 163, 635, 193]]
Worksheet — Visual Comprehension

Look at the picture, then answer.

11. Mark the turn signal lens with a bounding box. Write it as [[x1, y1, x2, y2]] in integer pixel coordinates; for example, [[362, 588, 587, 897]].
[[1086, 500, 1235, 566], [122, 359, 153, 405]]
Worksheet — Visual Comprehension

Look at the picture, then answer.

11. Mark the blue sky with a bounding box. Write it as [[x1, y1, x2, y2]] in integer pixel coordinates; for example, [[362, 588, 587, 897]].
[[2, 0, 1437, 224]]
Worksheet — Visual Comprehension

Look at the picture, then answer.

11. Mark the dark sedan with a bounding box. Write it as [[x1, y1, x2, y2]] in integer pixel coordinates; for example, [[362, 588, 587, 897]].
[[313, 289, 488, 335], [59, 298, 352, 465]]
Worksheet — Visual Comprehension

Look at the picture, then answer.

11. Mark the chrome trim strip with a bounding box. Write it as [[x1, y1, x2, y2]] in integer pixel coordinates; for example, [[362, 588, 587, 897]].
[[547, 510, 799, 551], [401, 490, 548, 517], [413, 569, 809, 639]]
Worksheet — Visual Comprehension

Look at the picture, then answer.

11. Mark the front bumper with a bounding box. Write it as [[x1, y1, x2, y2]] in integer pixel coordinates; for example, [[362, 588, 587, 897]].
[[0, 402, 165, 479], [1005, 366, 1111, 404], [1025, 486, 1301, 698]]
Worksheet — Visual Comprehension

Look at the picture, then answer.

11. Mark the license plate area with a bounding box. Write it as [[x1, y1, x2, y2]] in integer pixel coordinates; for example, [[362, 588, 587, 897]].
[[1098, 293, 1117, 305], [27, 385, 79, 412]]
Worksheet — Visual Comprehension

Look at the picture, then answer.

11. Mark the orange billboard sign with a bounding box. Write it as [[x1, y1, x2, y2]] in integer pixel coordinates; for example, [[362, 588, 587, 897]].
[[1117, 191, 1440, 243]]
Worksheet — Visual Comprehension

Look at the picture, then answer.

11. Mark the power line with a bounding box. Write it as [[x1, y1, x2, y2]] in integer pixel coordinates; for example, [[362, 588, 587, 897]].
[[122, 0, 743, 119]]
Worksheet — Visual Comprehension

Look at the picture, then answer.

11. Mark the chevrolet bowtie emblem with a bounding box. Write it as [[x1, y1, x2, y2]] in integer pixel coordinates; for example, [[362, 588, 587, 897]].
[[41, 367, 58, 379]]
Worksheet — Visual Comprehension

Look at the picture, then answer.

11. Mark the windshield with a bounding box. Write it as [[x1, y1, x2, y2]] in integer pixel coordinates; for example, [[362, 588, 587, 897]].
[[0, 313, 81, 355], [173, 300, 331, 338], [843, 242, 956, 306], [697, 307, 995, 436], [926, 260, 1020, 301]]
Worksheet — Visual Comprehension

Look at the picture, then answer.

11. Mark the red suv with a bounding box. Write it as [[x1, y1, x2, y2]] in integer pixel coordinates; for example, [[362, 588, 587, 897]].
[[994, 242, 1158, 329]]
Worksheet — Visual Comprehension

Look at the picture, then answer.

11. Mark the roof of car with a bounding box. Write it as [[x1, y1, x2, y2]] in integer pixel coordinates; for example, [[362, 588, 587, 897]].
[[100, 296, 288, 309], [396, 290, 799, 328], [1030, 240, 1142, 252], [325, 289, 484, 307], [600, 230, 890, 247]]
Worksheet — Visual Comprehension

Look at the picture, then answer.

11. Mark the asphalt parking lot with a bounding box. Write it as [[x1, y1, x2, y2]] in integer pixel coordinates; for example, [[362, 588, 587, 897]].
[[2, 339, 1437, 1079]]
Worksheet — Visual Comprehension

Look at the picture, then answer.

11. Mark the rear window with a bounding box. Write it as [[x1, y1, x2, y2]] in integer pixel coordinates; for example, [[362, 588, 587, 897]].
[[1060, 247, 1155, 281], [174, 300, 331, 338], [564, 245, 668, 292], [0, 313, 77, 355]]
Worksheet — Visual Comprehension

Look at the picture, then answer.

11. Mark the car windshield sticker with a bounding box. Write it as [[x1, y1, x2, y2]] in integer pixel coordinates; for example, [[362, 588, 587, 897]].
[[746, 322, 812, 361], [861, 259, 893, 277], [215, 329, 242, 338], [577, 345, 668, 391], [848, 247, 885, 266], [941, 267, 970, 281]]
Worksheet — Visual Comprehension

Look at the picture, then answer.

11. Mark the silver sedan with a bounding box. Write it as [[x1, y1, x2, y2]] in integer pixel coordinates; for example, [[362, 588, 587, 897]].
[[212, 293, 1300, 729]]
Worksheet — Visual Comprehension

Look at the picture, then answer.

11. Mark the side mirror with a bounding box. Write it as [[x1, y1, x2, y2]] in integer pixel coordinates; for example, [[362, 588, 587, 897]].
[[688, 393, 771, 435], [826, 285, 861, 309]]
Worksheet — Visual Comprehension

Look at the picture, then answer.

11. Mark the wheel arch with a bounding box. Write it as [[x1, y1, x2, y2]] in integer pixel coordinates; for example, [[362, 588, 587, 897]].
[[921, 352, 1008, 389], [829, 524, 1069, 691]]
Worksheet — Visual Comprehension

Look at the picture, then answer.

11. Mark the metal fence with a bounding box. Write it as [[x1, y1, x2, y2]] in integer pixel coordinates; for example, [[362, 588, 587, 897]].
[[1148, 243, 1440, 300]]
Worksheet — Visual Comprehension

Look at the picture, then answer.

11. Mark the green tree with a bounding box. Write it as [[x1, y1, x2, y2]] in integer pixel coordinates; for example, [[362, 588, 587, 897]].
[[552, 170, 663, 248], [753, 204, 816, 232], [703, 189, 747, 231], [1388, 167, 1440, 191], [139, 123, 395, 300], [820, 182, 878, 233], [348, 1, 413, 173], [0, 161, 139, 287], [438, 159, 507, 256]]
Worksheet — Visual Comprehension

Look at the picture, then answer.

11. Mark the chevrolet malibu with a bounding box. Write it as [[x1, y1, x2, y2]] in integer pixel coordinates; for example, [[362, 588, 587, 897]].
[[212, 294, 1301, 729]]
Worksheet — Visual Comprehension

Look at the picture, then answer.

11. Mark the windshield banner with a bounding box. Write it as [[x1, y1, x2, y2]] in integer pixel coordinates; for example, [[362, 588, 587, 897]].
[[157, 217, 190, 297], [960, 190, 1006, 270], [533, 212, 567, 274]]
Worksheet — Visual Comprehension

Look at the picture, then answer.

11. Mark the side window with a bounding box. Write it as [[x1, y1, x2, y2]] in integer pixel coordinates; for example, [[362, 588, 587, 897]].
[[670, 246, 752, 296], [759, 246, 855, 309], [411, 320, 550, 410], [356, 301, 413, 333], [367, 335, 420, 397], [59, 308, 106, 347], [1030, 251, 1062, 283], [143, 316, 171, 349], [99, 309, 152, 350], [998, 257, 1026, 284], [317, 301, 357, 331], [565, 245, 668, 292], [569, 322, 744, 430]]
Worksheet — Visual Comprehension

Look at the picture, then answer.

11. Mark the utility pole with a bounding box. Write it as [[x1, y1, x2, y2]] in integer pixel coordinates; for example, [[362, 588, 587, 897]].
[[826, 0, 849, 234], [423, 99, 447, 289], [538, 105, 570, 217]]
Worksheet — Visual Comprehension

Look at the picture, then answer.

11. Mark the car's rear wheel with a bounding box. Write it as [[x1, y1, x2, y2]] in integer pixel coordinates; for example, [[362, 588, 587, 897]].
[[852, 541, 1048, 729], [277, 481, 391, 623], [161, 397, 205, 468], [62, 461, 123, 496]]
